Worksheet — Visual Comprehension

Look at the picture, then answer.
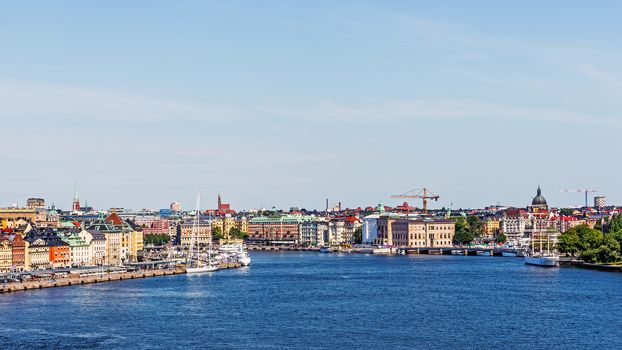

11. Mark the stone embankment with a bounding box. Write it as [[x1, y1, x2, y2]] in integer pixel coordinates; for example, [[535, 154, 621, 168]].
[[1, 262, 242, 294]]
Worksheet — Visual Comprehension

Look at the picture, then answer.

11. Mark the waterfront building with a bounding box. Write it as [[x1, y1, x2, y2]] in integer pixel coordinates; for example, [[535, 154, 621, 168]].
[[62, 231, 92, 267], [247, 215, 314, 245], [47, 235, 70, 268], [0, 237, 12, 272], [86, 230, 107, 265], [501, 209, 529, 240], [482, 218, 500, 237], [376, 217, 455, 247], [300, 219, 329, 246], [10, 233, 29, 271], [362, 214, 380, 245], [87, 212, 143, 265], [179, 221, 212, 247], [27, 237, 50, 269]]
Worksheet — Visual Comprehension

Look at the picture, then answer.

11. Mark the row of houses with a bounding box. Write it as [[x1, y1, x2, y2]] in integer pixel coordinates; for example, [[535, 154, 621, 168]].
[[0, 212, 143, 272], [245, 215, 363, 246]]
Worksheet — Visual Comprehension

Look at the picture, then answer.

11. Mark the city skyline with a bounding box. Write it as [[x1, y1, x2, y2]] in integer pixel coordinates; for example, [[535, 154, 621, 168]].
[[2, 1, 621, 209]]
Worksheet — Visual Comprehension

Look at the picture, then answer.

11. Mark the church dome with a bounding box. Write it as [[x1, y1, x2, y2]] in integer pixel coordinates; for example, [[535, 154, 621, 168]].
[[532, 186, 547, 206]]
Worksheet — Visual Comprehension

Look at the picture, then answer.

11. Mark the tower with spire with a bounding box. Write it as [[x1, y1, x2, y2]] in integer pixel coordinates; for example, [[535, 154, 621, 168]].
[[72, 182, 81, 213]]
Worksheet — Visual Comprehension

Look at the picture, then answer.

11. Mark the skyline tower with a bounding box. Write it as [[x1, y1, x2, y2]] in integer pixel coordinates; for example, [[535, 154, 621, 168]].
[[72, 182, 80, 212]]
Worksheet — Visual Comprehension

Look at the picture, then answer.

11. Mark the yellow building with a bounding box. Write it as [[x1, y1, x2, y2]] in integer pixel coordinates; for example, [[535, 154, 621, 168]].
[[122, 229, 143, 262], [0, 238, 12, 272], [482, 219, 501, 237], [0, 208, 37, 224], [377, 217, 456, 248]]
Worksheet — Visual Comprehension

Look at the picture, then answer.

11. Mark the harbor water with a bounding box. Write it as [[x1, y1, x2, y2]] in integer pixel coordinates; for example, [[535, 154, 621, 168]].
[[1, 252, 622, 349]]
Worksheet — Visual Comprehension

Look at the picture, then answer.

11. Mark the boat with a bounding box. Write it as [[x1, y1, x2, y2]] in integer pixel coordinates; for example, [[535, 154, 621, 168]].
[[451, 249, 466, 255], [524, 254, 559, 267], [219, 244, 252, 266], [501, 251, 517, 257], [476, 250, 492, 256], [524, 219, 559, 267], [372, 247, 393, 255], [186, 194, 220, 274], [319, 246, 333, 253]]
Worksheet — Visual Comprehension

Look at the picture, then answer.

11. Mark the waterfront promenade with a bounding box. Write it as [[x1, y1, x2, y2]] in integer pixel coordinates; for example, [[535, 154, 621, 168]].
[[0, 262, 242, 294]]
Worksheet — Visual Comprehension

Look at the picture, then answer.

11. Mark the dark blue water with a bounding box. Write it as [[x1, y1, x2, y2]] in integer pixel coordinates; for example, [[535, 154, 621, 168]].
[[1, 252, 622, 349]]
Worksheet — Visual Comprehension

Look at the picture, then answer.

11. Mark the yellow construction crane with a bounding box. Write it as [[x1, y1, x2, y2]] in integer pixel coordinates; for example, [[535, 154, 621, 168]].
[[391, 188, 439, 214]]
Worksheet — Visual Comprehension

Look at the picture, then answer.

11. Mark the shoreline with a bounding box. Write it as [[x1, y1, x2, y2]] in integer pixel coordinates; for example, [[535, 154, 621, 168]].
[[0, 262, 242, 294]]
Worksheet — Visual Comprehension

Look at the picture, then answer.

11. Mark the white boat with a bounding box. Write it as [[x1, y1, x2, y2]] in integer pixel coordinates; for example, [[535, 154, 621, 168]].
[[220, 244, 252, 266], [476, 250, 491, 256], [524, 254, 559, 267], [186, 265, 220, 273], [319, 246, 333, 253], [524, 218, 559, 268], [502, 251, 517, 257], [372, 247, 393, 255], [186, 194, 220, 274], [451, 249, 466, 255]]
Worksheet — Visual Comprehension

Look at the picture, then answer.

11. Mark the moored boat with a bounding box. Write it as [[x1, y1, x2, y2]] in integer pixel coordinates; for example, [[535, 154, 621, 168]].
[[502, 251, 517, 257], [319, 246, 332, 253], [524, 254, 559, 267], [476, 250, 492, 256]]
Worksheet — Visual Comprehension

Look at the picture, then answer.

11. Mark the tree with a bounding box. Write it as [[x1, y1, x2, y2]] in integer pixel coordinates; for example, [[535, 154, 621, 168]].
[[229, 227, 248, 240], [496, 232, 507, 244], [353, 227, 362, 245], [453, 217, 475, 245], [212, 226, 223, 241], [466, 216, 484, 238], [560, 225, 621, 263], [559, 208, 575, 216], [557, 230, 580, 256], [608, 214, 622, 233]]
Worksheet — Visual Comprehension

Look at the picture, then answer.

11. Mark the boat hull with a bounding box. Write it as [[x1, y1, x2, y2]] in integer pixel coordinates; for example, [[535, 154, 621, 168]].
[[502, 252, 517, 257], [476, 251, 491, 256], [186, 266, 219, 274], [524, 256, 559, 267]]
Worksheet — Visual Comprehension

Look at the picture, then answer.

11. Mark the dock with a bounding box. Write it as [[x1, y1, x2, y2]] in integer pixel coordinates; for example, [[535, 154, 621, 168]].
[[0, 262, 243, 294]]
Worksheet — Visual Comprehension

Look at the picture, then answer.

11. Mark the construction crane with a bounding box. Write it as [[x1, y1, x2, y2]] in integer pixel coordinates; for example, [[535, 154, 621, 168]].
[[391, 188, 439, 214], [560, 189, 598, 208]]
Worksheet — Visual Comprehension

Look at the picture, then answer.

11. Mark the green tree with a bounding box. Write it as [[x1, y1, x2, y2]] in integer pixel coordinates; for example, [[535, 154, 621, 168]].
[[229, 227, 248, 239], [353, 227, 362, 245], [453, 217, 475, 245], [557, 230, 580, 256], [212, 226, 223, 241], [466, 216, 484, 238], [559, 208, 575, 216], [496, 232, 507, 244], [608, 214, 622, 233]]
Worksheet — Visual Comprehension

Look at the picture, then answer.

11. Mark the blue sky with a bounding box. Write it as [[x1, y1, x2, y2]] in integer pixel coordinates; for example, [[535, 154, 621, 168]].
[[1, 1, 621, 211]]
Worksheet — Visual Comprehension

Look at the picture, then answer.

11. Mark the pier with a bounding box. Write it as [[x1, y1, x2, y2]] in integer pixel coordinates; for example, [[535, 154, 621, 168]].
[[0, 262, 243, 294]]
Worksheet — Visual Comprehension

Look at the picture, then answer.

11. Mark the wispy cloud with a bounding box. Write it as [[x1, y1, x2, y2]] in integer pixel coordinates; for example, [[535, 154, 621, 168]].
[[282, 98, 621, 127], [0, 80, 240, 123], [1, 80, 619, 130], [579, 64, 622, 87]]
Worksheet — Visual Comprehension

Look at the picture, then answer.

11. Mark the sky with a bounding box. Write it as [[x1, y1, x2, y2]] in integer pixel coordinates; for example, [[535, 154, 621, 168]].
[[1, 0, 621, 211]]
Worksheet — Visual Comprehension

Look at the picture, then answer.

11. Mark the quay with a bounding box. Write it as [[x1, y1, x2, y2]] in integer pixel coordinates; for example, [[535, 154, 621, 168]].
[[0, 262, 242, 294], [247, 245, 516, 256]]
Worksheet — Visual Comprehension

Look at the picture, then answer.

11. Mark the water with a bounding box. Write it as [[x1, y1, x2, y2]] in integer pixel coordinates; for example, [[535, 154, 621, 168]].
[[1, 252, 622, 349]]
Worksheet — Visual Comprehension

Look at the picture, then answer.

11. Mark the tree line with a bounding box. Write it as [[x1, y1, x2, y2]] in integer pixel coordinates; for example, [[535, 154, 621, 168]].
[[557, 214, 622, 264]]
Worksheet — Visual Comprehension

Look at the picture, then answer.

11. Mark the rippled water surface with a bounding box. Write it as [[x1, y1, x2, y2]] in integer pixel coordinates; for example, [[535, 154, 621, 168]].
[[1, 252, 622, 349]]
